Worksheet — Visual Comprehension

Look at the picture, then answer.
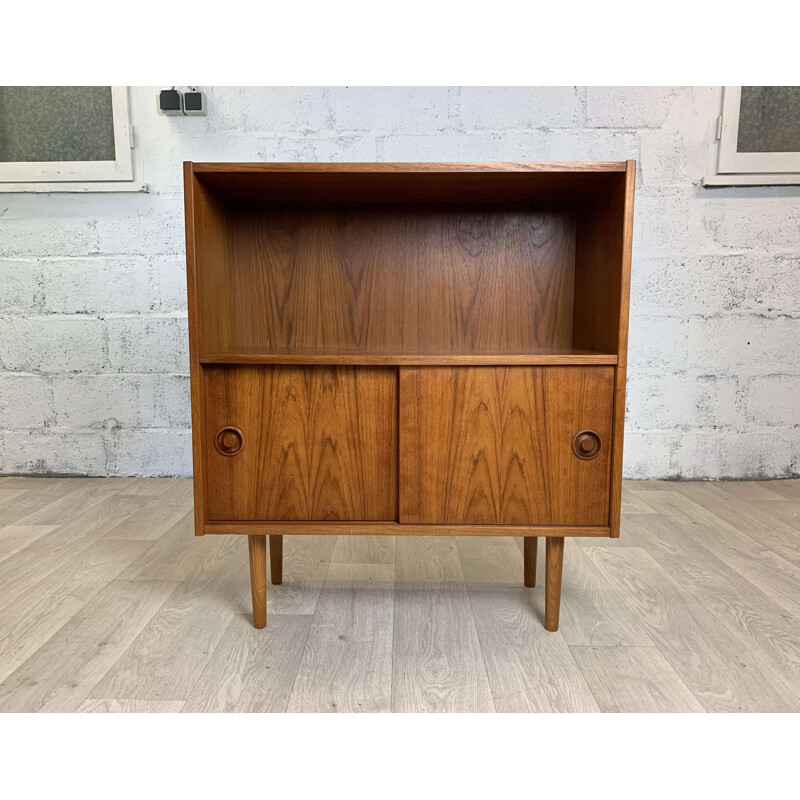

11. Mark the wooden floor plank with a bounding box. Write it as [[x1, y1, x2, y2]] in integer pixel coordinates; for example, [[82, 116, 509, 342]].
[[268, 535, 338, 615], [555, 539, 653, 647], [570, 646, 705, 712], [0, 525, 58, 566], [0, 488, 29, 509], [625, 512, 800, 701], [90, 579, 248, 702], [119, 512, 247, 583], [586, 547, 800, 712], [2, 476, 799, 713], [0, 539, 147, 683], [673, 482, 800, 564], [331, 534, 396, 565], [0, 494, 153, 611], [0, 479, 101, 526], [639, 490, 800, 619], [753, 479, 800, 502], [457, 536, 599, 712], [183, 613, 312, 712], [392, 537, 494, 712], [10, 478, 133, 526], [287, 563, 394, 712], [103, 482, 195, 541], [0, 579, 177, 712], [117, 477, 187, 497], [77, 699, 185, 712]]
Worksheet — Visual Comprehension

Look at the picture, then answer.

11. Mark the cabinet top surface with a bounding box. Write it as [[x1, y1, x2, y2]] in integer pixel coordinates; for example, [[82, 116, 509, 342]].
[[190, 161, 629, 174]]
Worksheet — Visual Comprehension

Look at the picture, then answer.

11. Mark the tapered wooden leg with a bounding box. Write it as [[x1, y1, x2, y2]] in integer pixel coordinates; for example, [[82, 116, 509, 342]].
[[523, 536, 538, 587], [545, 536, 564, 632], [269, 534, 283, 585], [248, 534, 267, 629]]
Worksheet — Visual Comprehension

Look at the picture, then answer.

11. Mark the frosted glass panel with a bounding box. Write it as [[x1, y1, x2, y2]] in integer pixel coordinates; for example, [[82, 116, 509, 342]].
[[0, 87, 115, 162], [737, 86, 800, 153]]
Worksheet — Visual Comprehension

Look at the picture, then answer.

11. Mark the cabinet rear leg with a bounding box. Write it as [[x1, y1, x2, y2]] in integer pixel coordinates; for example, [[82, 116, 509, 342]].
[[545, 536, 564, 632], [269, 534, 283, 585], [523, 536, 538, 587], [248, 534, 267, 629]]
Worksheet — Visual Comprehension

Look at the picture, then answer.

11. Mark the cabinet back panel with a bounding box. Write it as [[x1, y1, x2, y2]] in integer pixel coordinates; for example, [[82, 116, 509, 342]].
[[231, 204, 575, 354]]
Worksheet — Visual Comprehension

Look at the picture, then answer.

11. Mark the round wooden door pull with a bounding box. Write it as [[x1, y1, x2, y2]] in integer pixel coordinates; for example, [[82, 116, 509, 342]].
[[572, 430, 601, 460], [215, 426, 244, 456]]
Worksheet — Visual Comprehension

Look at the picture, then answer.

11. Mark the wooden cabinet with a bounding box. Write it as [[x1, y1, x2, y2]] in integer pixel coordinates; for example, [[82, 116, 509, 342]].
[[185, 161, 635, 632]]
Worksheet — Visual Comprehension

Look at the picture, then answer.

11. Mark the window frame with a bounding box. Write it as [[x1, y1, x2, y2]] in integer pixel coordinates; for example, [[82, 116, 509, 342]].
[[0, 86, 146, 192], [704, 86, 800, 186]]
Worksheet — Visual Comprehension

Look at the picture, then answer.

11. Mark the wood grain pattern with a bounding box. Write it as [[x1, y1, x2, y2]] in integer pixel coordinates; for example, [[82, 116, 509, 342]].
[[609, 161, 635, 535], [182, 613, 312, 712], [230, 205, 576, 355], [4, 477, 800, 712], [185, 163, 235, 536], [636, 490, 800, 618], [78, 699, 186, 713], [546, 537, 653, 646], [545, 537, 565, 631], [266, 535, 337, 615], [269, 534, 283, 584], [0, 540, 146, 684], [331, 534, 396, 564], [193, 162, 627, 205], [523, 537, 538, 587], [0, 494, 153, 612], [400, 366, 614, 525], [455, 536, 600, 712], [286, 563, 394, 712], [570, 646, 705, 713], [587, 547, 800, 712], [392, 537, 494, 712], [620, 508, 800, 699], [204, 365, 397, 521], [248, 535, 266, 628], [185, 161, 636, 634], [0, 580, 177, 712], [90, 578, 247, 702], [199, 348, 618, 366], [204, 521, 611, 537]]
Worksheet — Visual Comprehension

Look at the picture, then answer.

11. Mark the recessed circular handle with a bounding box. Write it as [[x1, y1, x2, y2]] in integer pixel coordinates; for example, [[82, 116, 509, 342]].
[[215, 426, 244, 456], [572, 429, 602, 460]]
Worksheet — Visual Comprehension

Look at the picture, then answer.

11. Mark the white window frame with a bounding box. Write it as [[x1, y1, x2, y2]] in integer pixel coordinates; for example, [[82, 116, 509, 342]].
[[0, 86, 146, 192], [704, 86, 800, 186]]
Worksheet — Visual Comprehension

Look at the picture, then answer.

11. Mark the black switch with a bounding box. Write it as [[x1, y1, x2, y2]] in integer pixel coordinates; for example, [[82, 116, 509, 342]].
[[159, 89, 183, 115]]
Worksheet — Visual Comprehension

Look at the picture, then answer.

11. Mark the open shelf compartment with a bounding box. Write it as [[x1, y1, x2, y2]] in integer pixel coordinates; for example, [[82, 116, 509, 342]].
[[186, 162, 631, 367]]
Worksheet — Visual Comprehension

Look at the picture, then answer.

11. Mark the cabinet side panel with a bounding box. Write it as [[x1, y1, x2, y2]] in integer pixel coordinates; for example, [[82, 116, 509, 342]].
[[609, 161, 636, 536], [572, 173, 627, 355], [205, 366, 397, 521], [399, 366, 613, 525], [184, 163, 206, 535], [193, 178, 236, 353]]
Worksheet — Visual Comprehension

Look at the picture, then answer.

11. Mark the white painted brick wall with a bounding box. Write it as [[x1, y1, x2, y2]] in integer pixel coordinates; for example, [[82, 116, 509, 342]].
[[0, 86, 798, 478]]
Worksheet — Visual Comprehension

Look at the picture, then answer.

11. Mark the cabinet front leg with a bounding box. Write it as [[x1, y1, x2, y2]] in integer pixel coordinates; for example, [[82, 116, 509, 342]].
[[523, 536, 538, 587], [269, 534, 283, 585], [248, 534, 267, 629], [545, 536, 564, 632]]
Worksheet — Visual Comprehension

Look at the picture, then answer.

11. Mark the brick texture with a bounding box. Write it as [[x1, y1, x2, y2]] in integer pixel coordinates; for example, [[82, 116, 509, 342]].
[[0, 86, 797, 478]]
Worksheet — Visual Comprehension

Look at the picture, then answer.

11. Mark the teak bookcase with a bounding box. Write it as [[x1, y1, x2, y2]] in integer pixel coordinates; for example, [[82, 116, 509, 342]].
[[184, 161, 635, 632]]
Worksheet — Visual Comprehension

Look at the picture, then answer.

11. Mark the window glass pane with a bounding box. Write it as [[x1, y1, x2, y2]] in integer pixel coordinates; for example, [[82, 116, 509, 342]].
[[737, 86, 800, 153], [0, 86, 116, 163]]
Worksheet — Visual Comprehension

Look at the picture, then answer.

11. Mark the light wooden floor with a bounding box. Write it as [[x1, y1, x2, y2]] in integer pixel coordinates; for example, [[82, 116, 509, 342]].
[[1, 476, 799, 712]]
